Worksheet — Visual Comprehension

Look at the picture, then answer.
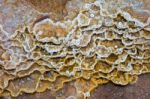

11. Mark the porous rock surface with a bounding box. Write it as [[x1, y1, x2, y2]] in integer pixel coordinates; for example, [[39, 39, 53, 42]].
[[0, 0, 150, 98]]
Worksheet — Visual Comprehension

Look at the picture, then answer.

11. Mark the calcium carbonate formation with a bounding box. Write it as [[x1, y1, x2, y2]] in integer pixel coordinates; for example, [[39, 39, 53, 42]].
[[0, 0, 150, 98]]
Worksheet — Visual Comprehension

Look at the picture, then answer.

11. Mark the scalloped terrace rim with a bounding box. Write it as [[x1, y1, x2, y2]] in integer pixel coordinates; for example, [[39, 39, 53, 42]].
[[0, 0, 150, 98]]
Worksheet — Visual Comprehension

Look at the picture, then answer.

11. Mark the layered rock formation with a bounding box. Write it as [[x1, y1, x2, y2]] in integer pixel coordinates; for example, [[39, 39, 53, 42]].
[[0, 0, 150, 98]]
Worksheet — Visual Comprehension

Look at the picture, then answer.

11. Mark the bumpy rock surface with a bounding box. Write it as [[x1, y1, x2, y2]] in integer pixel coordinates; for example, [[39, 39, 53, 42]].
[[0, 0, 150, 98]]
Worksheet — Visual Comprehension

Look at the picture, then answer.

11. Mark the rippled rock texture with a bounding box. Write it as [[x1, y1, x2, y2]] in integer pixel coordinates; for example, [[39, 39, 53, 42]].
[[0, 0, 150, 98]]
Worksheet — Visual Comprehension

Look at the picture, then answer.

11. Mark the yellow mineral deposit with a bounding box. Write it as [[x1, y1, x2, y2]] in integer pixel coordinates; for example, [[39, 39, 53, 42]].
[[0, 0, 150, 98]]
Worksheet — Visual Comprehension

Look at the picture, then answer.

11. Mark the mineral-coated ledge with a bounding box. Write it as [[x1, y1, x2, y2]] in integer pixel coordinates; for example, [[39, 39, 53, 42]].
[[0, 0, 150, 98]]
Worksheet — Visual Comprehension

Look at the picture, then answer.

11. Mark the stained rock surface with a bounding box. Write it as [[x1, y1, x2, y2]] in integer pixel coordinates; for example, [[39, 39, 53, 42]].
[[0, 0, 150, 98]]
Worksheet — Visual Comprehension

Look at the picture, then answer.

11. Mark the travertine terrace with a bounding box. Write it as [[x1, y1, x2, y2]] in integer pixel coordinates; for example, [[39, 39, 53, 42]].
[[0, 0, 150, 98]]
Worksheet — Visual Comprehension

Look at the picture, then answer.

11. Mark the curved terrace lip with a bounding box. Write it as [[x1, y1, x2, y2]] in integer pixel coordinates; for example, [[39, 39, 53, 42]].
[[32, 15, 50, 27], [0, 0, 150, 98]]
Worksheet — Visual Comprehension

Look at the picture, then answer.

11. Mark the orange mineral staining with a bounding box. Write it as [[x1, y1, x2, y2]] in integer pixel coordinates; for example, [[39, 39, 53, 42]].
[[0, 0, 150, 98]]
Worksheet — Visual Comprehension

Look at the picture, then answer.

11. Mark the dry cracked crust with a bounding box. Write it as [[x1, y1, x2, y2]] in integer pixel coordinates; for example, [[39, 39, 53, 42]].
[[0, 0, 150, 98]]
